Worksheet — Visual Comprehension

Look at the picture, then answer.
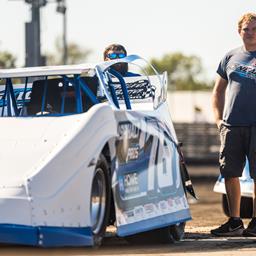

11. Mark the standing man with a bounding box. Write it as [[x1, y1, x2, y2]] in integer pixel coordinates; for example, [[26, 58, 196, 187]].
[[211, 13, 256, 237]]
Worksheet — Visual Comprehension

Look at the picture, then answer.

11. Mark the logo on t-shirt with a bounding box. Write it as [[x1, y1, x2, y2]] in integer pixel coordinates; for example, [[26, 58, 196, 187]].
[[229, 61, 256, 80], [250, 59, 256, 67]]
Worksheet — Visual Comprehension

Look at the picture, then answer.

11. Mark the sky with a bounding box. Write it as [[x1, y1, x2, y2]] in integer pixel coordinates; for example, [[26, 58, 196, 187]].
[[0, 0, 255, 80]]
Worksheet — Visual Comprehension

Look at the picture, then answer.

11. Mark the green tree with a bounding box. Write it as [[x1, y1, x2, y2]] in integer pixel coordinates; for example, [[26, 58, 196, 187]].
[[0, 51, 16, 68], [46, 38, 92, 65], [148, 52, 213, 91]]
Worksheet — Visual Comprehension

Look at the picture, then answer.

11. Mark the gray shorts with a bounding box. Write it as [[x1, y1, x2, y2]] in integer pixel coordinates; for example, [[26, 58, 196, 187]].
[[219, 124, 256, 180]]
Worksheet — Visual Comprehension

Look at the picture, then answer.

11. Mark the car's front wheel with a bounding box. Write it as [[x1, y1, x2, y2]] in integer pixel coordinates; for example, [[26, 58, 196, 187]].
[[90, 154, 111, 246]]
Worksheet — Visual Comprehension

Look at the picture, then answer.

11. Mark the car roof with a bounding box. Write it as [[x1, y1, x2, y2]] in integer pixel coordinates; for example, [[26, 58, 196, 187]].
[[0, 63, 97, 79], [0, 55, 142, 79], [0, 55, 147, 79]]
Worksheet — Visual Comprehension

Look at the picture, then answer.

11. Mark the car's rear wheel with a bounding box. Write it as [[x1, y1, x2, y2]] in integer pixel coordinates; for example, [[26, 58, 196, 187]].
[[125, 222, 185, 244], [168, 222, 186, 241], [222, 194, 253, 218], [90, 154, 110, 246]]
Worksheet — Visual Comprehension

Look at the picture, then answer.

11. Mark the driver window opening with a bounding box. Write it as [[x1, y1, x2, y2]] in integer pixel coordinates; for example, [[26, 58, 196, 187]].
[[0, 75, 99, 117]]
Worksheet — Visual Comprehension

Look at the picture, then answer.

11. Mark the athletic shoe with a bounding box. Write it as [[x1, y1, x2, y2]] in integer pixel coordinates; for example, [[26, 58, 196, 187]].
[[211, 218, 244, 236], [243, 218, 256, 237]]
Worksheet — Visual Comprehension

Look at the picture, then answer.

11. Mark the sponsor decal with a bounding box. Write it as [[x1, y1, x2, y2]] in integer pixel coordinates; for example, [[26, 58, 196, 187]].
[[127, 145, 139, 161], [123, 172, 140, 195], [113, 113, 190, 228], [229, 60, 256, 80], [118, 122, 140, 140], [117, 194, 189, 225]]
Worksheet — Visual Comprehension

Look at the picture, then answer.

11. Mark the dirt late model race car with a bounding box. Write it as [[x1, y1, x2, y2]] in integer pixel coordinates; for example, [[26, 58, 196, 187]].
[[0, 55, 195, 247]]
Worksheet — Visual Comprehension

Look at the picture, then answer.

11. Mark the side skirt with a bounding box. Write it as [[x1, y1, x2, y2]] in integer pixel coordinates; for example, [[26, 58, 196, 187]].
[[0, 224, 94, 247]]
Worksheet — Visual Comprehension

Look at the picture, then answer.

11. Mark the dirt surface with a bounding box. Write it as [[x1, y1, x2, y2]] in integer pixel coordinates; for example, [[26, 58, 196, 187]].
[[1, 165, 256, 255]]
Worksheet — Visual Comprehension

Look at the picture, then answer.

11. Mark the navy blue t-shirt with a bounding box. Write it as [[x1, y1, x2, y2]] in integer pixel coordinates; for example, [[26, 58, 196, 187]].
[[217, 46, 256, 126]]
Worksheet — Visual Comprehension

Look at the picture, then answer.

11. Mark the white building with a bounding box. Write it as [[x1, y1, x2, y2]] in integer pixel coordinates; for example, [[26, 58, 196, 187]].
[[167, 91, 215, 123]]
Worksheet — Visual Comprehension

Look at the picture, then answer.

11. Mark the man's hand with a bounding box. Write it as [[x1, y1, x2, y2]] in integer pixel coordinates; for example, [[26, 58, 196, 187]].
[[216, 119, 223, 129]]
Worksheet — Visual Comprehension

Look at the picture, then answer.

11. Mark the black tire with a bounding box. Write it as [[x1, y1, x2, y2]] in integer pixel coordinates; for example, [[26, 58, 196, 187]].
[[90, 154, 111, 246], [169, 222, 186, 241], [222, 194, 253, 218], [125, 222, 185, 244]]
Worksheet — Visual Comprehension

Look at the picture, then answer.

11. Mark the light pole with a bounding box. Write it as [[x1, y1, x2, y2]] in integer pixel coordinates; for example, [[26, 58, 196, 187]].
[[25, 0, 47, 67], [10, 0, 67, 66], [56, 0, 67, 64]]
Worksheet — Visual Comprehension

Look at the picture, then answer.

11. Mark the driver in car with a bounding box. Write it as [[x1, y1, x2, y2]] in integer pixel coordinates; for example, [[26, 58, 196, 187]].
[[103, 44, 140, 77]]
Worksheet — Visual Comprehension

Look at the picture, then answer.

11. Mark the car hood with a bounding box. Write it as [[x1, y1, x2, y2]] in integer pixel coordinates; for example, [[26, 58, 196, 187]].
[[0, 105, 108, 187]]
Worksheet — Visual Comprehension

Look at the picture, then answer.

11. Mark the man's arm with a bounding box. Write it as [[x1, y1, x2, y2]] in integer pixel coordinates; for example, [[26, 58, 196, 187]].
[[212, 74, 228, 128]]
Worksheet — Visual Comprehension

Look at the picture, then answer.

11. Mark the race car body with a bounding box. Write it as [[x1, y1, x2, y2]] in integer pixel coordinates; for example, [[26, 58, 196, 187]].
[[0, 55, 193, 247]]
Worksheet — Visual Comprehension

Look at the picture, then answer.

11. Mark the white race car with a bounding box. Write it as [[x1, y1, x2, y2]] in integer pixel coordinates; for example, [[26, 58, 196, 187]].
[[0, 55, 195, 247]]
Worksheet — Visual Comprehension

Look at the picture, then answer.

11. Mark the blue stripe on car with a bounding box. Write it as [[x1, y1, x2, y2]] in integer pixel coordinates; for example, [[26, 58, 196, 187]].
[[0, 224, 93, 247]]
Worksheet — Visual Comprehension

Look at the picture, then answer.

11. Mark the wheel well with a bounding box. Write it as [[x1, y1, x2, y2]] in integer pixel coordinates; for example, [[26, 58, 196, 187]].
[[102, 143, 111, 170], [102, 143, 116, 225]]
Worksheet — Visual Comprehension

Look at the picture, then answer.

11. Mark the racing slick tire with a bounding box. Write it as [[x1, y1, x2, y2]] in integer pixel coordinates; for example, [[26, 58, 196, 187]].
[[125, 222, 185, 244], [222, 194, 253, 218], [168, 222, 186, 241], [90, 154, 111, 246]]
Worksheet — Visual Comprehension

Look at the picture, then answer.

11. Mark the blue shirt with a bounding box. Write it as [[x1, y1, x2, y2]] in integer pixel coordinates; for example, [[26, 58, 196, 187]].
[[217, 46, 256, 126]]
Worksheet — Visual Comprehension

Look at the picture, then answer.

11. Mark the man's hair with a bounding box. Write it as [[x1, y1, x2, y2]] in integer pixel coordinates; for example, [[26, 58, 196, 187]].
[[103, 44, 127, 60], [238, 13, 256, 32]]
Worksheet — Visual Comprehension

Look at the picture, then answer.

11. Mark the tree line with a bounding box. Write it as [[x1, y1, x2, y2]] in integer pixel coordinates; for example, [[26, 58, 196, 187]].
[[0, 42, 213, 91], [147, 53, 213, 90]]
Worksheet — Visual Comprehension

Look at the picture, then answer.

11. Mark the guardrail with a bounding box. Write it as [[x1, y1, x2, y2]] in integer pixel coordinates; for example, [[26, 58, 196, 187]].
[[174, 122, 220, 164]]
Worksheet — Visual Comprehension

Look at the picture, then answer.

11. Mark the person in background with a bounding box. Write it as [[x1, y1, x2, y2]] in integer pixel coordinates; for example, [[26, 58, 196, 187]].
[[211, 13, 256, 237], [103, 43, 139, 77]]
